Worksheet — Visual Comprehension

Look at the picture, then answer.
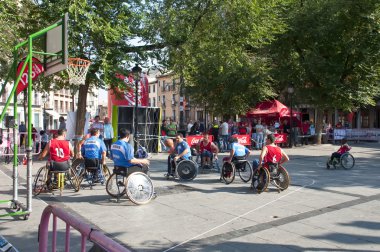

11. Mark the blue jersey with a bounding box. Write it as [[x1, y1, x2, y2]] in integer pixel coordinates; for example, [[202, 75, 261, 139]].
[[232, 142, 249, 157], [111, 140, 134, 167], [81, 136, 106, 159], [175, 141, 191, 160]]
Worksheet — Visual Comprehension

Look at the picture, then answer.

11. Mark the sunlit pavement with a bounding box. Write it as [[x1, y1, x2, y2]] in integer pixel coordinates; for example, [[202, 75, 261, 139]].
[[0, 142, 379, 251]]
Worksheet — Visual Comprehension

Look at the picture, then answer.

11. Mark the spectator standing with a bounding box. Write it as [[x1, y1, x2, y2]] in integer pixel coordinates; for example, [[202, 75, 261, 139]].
[[190, 121, 200, 135], [103, 117, 114, 157], [255, 119, 264, 149], [187, 120, 193, 134], [58, 116, 66, 130], [167, 118, 177, 137], [40, 130, 49, 152], [220, 120, 229, 152], [91, 115, 104, 139], [19, 121, 26, 146]]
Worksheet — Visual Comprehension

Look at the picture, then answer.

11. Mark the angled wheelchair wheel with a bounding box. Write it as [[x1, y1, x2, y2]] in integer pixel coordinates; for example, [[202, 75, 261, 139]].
[[221, 162, 235, 184], [340, 153, 355, 170], [251, 168, 269, 193], [102, 164, 111, 182], [271, 165, 290, 191], [237, 161, 253, 183], [106, 173, 126, 198], [176, 160, 198, 181], [126, 172, 154, 205], [33, 166, 49, 196], [66, 167, 80, 192]]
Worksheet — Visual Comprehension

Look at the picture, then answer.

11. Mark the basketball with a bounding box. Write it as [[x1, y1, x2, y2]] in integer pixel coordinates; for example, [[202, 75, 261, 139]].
[[164, 138, 174, 149]]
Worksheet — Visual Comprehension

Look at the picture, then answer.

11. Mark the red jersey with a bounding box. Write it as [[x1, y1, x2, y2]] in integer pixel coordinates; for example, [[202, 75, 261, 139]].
[[264, 145, 282, 164], [49, 139, 71, 162], [200, 141, 212, 152], [337, 144, 350, 154]]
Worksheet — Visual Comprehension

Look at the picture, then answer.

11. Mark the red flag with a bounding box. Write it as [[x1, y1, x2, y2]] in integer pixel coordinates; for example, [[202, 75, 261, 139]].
[[16, 57, 44, 95]]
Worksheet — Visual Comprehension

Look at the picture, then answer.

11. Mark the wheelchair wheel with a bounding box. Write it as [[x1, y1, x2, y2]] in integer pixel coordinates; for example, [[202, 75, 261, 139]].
[[221, 162, 235, 184], [66, 167, 80, 192], [106, 173, 126, 198], [251, 168, 269, 193], [340, 153, 355, 170], [102, 164, 111, 181], [237, 161, 253, 183], [33, 166, 49, 196], [126, 172, 154, 205], [176, 159, 197, 181], [271, 165, 290, 191]]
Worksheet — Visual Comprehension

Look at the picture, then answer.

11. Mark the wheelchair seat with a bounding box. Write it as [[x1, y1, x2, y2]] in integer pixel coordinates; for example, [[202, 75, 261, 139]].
[[84, 158, 100, 170]]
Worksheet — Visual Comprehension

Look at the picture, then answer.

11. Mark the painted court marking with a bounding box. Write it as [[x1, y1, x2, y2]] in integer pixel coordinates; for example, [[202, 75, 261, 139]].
[[163, 179, 316, 252]]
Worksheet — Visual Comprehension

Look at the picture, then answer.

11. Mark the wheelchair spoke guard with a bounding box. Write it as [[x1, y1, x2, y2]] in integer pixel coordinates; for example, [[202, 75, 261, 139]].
[[176, 160, 197, 181], [126, 172, 154, 205]]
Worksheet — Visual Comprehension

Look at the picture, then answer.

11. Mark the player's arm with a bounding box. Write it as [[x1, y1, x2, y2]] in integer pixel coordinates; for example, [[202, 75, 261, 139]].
[[38, 141, 50, 160], [257, 146, 268, 169], [69, 142, 74, 158], [280, 149, 289, 164], [211, 142, 219, 156]]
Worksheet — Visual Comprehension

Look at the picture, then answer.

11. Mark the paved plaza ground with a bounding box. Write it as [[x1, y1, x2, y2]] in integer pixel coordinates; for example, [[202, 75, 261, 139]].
[[0, 142, 380, 251]]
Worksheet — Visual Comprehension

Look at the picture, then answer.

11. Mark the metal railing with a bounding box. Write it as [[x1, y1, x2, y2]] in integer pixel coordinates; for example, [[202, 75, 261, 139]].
[[39, 204, 130, 252]]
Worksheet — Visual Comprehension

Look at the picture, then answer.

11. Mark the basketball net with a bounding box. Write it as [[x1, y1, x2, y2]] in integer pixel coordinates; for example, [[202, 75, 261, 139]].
[[67, 58, 91, 85]]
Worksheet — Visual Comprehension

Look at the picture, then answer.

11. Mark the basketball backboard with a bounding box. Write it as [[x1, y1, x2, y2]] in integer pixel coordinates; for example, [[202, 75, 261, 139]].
[[44, 13, 68, 77]]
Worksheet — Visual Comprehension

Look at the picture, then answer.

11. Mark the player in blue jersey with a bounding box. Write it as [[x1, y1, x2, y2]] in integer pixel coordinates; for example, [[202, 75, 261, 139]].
[[224, 137, 250, 163], [110, 128, 150, 175], [81, 128, 107, 183]]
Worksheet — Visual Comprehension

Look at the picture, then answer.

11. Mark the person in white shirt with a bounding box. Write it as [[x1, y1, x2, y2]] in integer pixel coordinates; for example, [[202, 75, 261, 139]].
[[187, 120, 193, 134], [91, 115, 104, 139], [103, 117, 114, 157], [220, 120, 229, 152]]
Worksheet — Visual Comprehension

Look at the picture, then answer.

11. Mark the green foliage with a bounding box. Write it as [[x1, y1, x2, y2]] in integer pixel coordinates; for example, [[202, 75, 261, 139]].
[[269, 0, 380, 111], [143, 0, 288, 116]]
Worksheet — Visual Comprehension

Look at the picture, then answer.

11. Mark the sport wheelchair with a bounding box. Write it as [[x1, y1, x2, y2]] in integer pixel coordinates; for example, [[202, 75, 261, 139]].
[[251, 163, 290, 193], [105, 166, 154, 205], [33, 161, 79, 196], [220, 157, 253, 184], [326, 152, 355, 170], [72, 158, 111, 190], [166, 156, 198, 181]]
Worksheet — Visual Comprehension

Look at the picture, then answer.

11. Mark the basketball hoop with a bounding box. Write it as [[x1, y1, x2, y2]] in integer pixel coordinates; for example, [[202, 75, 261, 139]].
[[67, 58, 91, 85]]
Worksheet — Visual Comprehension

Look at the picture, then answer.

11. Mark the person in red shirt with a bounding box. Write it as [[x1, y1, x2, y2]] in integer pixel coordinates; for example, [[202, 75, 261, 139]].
[[39, 129, 74, 171], [197, 132, 218, 168], [327, 138, 351, 168], [254, 134, 289, 171]]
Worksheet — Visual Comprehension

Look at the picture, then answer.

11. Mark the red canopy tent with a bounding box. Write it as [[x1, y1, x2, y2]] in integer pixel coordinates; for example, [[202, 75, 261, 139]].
[[246, 100, 301, 125]]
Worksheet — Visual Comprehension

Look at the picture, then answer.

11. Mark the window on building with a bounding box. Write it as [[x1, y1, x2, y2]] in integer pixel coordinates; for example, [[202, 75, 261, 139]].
[[34, 113, 40, 128], [158, 80, 160, 87], [60, 101, 63, 112], [197, 111, 204, 121], [65, 101, 68, 112], [153, 97, 156, 107], [153, 84, 155, 93], [185, 110, 190, 121], [163, 111, 166, 119], [158, 96, 160, 102], [149, 98, 151, 107], [162, 95, 165, 105], [172, 110, 176, 121], [54, 101, 58, 111], [361, 112, 369, 128]]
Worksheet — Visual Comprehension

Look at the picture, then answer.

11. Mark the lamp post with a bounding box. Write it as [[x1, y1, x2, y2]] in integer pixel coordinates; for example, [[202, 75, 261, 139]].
[[287, 86, 294, 148], [132, 64, 142, 154], [41, 93, 48, 130]]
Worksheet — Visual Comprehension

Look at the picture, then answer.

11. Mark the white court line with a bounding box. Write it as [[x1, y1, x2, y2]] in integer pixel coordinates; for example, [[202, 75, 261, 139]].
[[0, 169, 48, 206], [163, 179, 316, 252]]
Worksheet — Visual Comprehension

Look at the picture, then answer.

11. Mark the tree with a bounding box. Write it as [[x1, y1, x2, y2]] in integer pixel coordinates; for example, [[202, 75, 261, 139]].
[[268, 0, 380, 143], [143, 0, 289, 116]]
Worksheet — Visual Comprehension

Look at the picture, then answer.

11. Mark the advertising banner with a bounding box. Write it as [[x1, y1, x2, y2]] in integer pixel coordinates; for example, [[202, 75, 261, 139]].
[[16, 57, 44, 95]]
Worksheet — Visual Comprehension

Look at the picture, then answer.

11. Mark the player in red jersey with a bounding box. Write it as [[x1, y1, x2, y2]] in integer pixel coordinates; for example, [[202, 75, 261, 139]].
[[197, 133, 218, 167], [39, 129, 74, 171], [255, 134, 289, 171]]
